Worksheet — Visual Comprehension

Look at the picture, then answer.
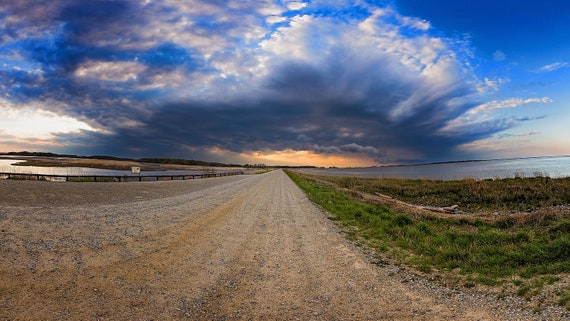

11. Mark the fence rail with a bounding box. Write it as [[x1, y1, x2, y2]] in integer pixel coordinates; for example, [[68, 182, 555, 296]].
[[0, 171, 244, 182]]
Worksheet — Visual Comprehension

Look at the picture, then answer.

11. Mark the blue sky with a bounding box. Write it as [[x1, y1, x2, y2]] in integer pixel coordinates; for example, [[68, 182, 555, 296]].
[[0, 0, 568, 166]]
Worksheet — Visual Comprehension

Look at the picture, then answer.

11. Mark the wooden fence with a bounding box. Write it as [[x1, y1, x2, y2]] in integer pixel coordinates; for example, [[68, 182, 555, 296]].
[[0, 171, 244, 182]]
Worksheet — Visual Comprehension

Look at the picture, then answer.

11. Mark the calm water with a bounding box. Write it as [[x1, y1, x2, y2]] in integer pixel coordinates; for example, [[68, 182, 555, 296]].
[[299, 156, 570, 180], [0, 159, 230, 177]]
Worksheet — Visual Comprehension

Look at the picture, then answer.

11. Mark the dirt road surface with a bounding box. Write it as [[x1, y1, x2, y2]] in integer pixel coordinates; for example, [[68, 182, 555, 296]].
[[0, 170, 566, 320]]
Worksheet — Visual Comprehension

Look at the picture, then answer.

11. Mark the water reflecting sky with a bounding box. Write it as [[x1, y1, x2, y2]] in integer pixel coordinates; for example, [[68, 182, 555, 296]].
[[299, 156, 570, 180]]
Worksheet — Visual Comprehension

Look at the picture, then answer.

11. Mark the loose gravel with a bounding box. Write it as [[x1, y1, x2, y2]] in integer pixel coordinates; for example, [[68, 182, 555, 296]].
[[1, 170, 568, 320]]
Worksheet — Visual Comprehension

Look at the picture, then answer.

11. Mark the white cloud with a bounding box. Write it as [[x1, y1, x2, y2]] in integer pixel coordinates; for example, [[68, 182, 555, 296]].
[[477, 77, 509, 93], [258, 4, 475, 126], [361, 7, 430, 31], [260, 15, 325, 61], [255, 1, 284, 16], [537, 61, 569, 73], [121, 0, 276, 55], [355, 9, 456, 76], [286, 1, 308, 11], [74, 61, 146, 82], [440, 97, 552, 137], [266, 15, 287, 24], [356, 13, 467, 120], [493, 50, 506, 61], [497, 132, 540, 139], [468, 97, 552, 115], [398, 15, 431, 31]]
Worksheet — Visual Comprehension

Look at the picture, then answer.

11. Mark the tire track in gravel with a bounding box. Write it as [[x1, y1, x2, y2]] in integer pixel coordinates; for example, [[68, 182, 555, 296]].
[[1, 170, 567, 320]]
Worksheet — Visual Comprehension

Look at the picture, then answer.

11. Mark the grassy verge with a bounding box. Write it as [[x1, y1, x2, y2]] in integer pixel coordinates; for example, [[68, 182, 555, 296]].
[[285, 170, 570, 309]]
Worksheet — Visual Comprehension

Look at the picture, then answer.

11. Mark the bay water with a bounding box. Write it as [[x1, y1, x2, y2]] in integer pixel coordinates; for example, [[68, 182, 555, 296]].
[[0, 159, 214, 177], [299, 156, 570, 180]]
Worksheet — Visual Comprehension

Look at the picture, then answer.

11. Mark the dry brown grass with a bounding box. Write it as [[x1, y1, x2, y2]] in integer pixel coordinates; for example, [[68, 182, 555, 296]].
[[300, 172, 570, 226], [10, 156, 246, 172], [12, 157, 144, 170]]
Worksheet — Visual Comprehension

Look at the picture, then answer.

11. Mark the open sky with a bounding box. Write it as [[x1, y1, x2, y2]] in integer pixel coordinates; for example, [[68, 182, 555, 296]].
[[1, 0, 569, 166]]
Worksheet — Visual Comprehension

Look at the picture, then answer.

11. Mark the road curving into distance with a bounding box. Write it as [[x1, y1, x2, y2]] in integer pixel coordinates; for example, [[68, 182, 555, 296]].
[[0, 170, 564, 320]]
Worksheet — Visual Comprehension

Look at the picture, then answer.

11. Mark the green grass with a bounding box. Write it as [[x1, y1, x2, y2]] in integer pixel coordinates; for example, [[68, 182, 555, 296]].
[[286, 170, 570, 300], [558, 287, 570, 309]]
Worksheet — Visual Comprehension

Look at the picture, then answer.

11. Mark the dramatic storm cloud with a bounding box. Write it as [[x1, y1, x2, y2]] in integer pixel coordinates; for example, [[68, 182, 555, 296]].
[[1, 1, 567, 165]]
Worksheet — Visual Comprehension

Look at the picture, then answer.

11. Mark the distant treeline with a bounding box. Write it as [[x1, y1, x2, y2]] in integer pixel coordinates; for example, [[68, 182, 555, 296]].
[[1, 151, 132, 161], [1, 151, 318, 168], [138, 158, 241, 168], [2, 151, 241, 168]]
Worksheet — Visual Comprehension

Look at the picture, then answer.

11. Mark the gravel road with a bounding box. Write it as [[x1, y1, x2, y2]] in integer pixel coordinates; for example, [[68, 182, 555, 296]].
[[1, 170, 568, 320]]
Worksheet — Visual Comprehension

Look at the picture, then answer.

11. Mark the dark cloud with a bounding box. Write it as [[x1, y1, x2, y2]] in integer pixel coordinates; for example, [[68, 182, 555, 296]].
[[0, 68, 45, 102], [0, 1, 547, 164], [313, 143, 384, 160]]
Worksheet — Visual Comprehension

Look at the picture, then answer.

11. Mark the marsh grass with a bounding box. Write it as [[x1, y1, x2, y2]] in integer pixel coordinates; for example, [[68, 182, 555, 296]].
[[14, 158, 144, 171], [318, 175, 570, 213], [286, 171, 570, 305]]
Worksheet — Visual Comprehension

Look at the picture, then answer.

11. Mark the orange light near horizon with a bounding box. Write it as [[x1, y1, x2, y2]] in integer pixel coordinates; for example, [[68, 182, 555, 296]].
[[243, 149, 378, 167]]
